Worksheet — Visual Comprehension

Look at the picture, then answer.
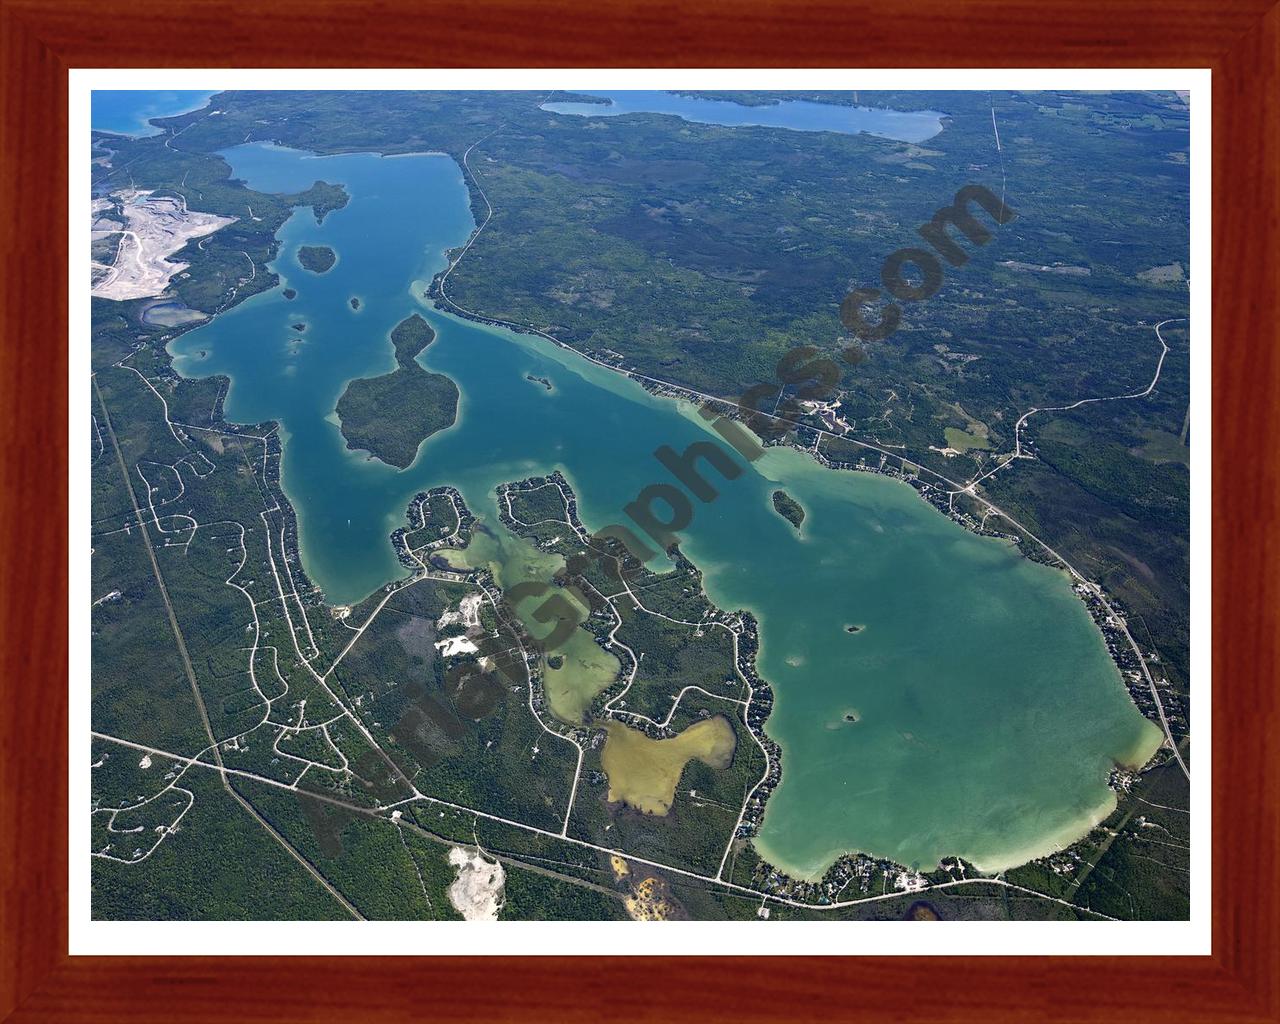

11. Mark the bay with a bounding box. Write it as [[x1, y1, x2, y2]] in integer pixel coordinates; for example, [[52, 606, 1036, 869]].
[[92, 90, 217, 137]]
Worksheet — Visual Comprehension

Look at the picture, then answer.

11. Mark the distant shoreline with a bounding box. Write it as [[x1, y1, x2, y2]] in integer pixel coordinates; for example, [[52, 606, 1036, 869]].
[[91, 90, 218, 138]]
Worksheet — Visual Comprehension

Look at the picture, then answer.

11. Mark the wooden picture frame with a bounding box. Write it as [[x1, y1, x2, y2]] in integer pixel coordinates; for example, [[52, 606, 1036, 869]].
[[2, 1, 1275, 1019]]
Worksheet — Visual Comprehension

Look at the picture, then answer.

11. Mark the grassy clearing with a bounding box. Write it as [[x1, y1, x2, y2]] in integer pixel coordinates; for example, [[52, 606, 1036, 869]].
[[944, 426, 991, 452], [1132, 428, 1190, 466], [600, 716, 736, 815]]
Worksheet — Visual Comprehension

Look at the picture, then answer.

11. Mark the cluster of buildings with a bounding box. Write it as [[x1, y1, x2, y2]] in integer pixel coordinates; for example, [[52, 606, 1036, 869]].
[[750, 849, 895, 905], [389, 485, 472, 570], [1074, 583, 1185, 734], [256, 434, 329, 613], [732, 616, 784, 842], [495, 470, 588, 545]]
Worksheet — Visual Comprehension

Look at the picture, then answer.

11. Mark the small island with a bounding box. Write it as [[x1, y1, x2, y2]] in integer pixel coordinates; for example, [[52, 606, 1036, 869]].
[[349, 297, 361, 310], [290, 322, 306, 333], [335, 313, 458, 469], [282, 288, 297, 300], [297, 244, 337, 274], [771, 489, 805, 531], [825, 709, 860, 730]]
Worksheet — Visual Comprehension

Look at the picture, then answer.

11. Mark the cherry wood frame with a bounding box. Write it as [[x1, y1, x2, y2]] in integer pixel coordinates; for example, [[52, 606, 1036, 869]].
[[2, 1, 1276, 1020]]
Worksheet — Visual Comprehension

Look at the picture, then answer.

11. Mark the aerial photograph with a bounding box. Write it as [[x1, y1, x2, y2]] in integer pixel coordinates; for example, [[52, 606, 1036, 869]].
[[88, 87, 1192, 923]]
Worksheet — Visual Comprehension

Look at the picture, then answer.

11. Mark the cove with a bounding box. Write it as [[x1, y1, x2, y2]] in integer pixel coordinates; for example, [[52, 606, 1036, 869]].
[[169, 141, 1161, 878], [541, 91, 946, 143], [92, 90, 217, 137]]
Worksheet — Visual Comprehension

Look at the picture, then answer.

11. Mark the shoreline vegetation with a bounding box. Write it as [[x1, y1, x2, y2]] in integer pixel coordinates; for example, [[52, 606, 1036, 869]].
[[126, 177, 1170, 904], [419, 298, 1179, 887], [334, 313, 459, 469], [394, 473, 800, 879], [414, 143, 1184, 887], [136, 269, 1171, 905]]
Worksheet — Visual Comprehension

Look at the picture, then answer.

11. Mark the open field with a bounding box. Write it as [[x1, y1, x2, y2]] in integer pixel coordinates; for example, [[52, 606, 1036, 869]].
[[600, 716, 736, 815]]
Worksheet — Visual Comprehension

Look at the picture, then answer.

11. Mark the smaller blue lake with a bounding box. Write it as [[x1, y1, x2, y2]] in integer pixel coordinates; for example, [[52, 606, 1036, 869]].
[[541, 91, 946, 143], [92, 91, 217, 137]]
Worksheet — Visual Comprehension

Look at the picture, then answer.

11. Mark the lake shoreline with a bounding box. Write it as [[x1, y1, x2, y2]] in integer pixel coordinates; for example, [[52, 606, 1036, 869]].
[[394, 468, 1165, 902], [428, 278, 1171, 744], [92, 90, 218, 137], [420, 293, 1174, 887], [152, 138, 1170, 899], [157, 237, 1162, 895]]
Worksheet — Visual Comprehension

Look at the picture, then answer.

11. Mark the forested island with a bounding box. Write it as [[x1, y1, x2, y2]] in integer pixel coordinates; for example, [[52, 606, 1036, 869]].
[[335, 313, 458, 468], [297, 244, 336, 273], [772, 489, 805, 530]]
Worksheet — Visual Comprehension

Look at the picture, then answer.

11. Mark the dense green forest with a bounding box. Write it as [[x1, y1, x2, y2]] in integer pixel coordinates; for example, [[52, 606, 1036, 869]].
[[335, 313, 459, 468], [771, 489, 805, 530], [296, 244, 336, 273]]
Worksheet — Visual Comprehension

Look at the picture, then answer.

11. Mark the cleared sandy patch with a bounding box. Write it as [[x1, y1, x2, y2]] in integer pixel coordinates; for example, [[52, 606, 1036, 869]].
[[447, 846, 505, 921], [435, 635, 479, 657], [624, 876, 675, 920], [91, 197, 121, 240], [609, 854, 630, 880], [91, 190, 236, 301], [459, 592, 483, 628]]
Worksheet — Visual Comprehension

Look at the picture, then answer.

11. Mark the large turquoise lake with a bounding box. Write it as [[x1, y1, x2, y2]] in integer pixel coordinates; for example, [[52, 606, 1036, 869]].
[[170, 142, 1160, 877]]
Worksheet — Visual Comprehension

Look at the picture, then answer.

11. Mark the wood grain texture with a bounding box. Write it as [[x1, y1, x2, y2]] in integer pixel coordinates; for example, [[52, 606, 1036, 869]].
[[1, 0, 1275, 1020]]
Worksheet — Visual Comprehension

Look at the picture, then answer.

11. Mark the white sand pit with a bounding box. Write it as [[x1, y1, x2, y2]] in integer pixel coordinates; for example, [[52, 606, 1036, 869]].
[[91, 190, 236, 301], [435, 635, 480, 657], [446, 846, 505, 921]]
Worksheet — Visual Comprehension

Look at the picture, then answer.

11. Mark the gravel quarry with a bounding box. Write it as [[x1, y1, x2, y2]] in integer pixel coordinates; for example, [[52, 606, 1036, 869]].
[[91, 190, 236, 301]]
